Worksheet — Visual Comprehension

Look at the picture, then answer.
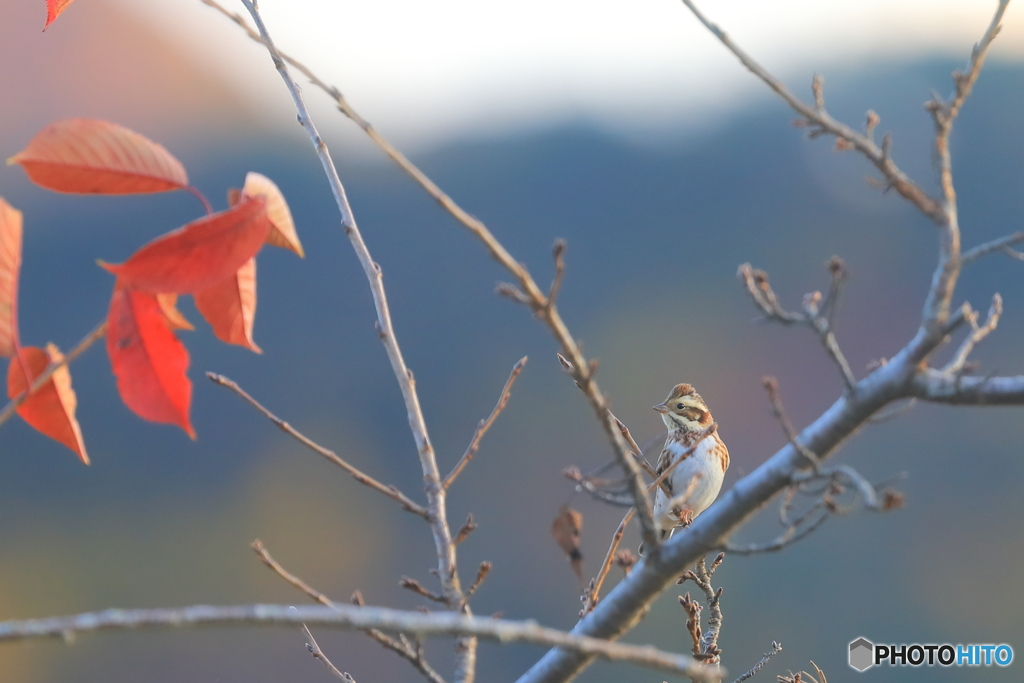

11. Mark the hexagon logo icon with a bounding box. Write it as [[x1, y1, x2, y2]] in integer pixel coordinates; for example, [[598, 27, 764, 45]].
[[849, 637, 874, 672]]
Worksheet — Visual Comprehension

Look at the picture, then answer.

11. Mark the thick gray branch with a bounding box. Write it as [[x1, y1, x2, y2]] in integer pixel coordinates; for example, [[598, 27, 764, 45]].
[[0, 604, 719, 682], [910, 371, 1024, 405]]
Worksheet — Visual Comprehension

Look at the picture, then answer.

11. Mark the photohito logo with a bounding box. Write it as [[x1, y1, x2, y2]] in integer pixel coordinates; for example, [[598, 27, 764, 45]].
[[849, 637, 1013, 672]]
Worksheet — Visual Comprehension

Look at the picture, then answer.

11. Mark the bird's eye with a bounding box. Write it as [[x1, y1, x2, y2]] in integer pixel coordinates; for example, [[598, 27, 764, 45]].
[[676, 403, 684, 410]]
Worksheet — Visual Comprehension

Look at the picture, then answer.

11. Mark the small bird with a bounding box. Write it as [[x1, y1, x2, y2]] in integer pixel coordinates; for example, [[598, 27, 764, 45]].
[[652, 383, 729, 539]]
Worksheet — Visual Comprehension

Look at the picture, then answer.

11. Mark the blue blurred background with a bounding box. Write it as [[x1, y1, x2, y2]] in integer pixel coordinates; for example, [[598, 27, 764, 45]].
[[1, 1, 1022, 682]]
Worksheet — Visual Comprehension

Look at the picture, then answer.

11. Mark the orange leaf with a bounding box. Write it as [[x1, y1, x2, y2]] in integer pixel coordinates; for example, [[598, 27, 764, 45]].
[[242, 172, 303, 257], [101, 195, 269, 293], [7, 345, 88, 464], [0, 199, 22, 358], [44, 0, 76, 29], [194, 258, 261, 353], [8, 119, 188, 195], [107, 287, 194, 438], [156, 293, 194, 331]]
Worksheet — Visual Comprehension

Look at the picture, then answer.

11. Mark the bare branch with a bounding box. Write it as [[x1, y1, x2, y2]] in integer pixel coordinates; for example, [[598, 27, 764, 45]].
[[252, 540, 336, 608], [679, 0, 943, 222], [0, 604, 722, 682], [962, 231, 1024, 264], [677, 554, 725, 663], [400, 577, 448, 605], [722, 512, 829, 555], [730, 641, 782, 683], [910, 370, 1024, 405], [921, 0, 1009, 330], [778, 661, 828, 683], [350, 592, 448, 683], [205, 0, 654, 555], [548, 239, 567, 305], [236, 3, 475, 676], [444, 357, 528, 489], [582, 509, 635, 616], [613, 416, 661, 483], [0, 318, 107, 429], [761, 377, 819, 470], [253, 541, 446, 683], [208, 373, 428, 519], [738, 264, 856, 389], [943, 294, 1002, 374], [303, 624, 352, 681]]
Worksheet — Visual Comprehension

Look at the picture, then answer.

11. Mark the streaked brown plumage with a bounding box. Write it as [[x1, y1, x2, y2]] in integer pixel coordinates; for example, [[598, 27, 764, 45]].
[[652, 383, 729, 537]]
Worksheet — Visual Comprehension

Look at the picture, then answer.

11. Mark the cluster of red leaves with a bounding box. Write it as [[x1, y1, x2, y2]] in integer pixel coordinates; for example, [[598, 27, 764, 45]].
[[4, 119, 302, 461]]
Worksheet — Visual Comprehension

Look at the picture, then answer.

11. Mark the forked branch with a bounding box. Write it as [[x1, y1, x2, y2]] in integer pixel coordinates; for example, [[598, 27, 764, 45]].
[[679, 0, 943, 223], [204, 0, 656, 553], [252, 540, 447, 683], [738, 263, 856, 389]]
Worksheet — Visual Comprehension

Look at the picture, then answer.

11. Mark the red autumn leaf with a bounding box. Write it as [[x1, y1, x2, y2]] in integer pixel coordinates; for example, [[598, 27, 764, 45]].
[[156, 293, 195, 331], [44, 0, 76, 29], [101, 195, 269, 294], [242, 172, 304, 257], [0, 199, 22, 358], [7, 345, 88, 464], [195, 258, 261, 353], [8, 119, 189, 195], [107, 287, 194, 438]]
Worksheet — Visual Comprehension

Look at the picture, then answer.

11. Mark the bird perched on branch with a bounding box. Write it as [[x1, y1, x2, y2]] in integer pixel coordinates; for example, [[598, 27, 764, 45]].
[[652, 383, 729, 539]]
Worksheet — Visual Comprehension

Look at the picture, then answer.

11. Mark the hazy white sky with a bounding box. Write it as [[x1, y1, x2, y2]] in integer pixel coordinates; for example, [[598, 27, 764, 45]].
[[114, 0, 1023, 149]]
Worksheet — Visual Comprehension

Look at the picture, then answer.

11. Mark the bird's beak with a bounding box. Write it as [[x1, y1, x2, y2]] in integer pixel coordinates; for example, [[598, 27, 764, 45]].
[[653, 402, 669, 414]]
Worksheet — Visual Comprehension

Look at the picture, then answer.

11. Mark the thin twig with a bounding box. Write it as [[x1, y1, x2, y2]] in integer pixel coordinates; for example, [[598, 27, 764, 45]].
[[921, 0, 1009, 330], [351, 592, 448, 683], [237, 4, 475, 679], [252, 540, 336, 607], [738, 264, 856, 389], [678, 554, 724, 664], [548, 239, 567, 305], [582, 509, 634, 615], [0, 319, 107, 428], [961, 231, 1024, 264], [613, 416, 662, 483], [721, 513, 829, 555], [253, 540, 446, 683], [400, 577, 448, 604], [208, 373, 428, 518], [729, 641, 781, 683], [761, 377, 818, 470], [0, 604, 723, 682], [444, 357, 527, 489], [679, 0, 943, 223], [303, 624, 351, 681], [943, 294, 1002, 374]]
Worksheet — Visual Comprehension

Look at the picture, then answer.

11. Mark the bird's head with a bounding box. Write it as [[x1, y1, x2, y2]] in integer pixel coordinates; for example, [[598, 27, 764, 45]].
[[653, 383, 712, 431]]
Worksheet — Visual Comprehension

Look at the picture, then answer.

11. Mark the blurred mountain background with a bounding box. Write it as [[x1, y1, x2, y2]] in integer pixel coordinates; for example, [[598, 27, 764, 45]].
[[1, 1, 1022, 682]]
